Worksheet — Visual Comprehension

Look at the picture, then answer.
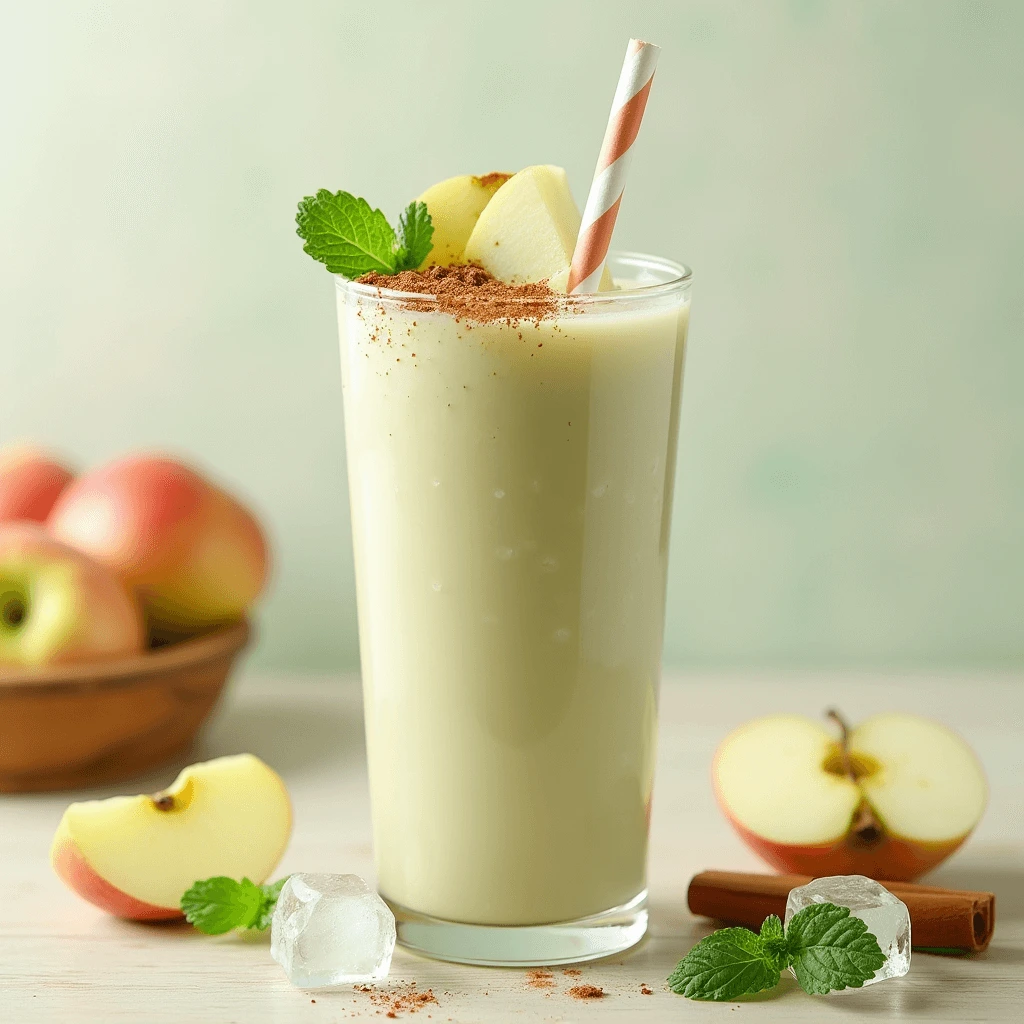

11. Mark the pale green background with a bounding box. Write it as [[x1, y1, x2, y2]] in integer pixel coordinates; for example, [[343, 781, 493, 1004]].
[[1, 2, 1021, 671]]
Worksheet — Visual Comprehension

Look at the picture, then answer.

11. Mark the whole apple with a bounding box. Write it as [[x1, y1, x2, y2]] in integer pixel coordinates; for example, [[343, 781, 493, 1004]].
[[0, 445, 74, 524], [712, 710, 987, 881], [0, 524, 145, 667], [48, 454, 268, 634]]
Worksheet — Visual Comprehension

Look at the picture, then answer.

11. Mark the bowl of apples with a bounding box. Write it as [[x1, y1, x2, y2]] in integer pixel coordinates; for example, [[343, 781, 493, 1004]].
[[0, 447, 268, 792]]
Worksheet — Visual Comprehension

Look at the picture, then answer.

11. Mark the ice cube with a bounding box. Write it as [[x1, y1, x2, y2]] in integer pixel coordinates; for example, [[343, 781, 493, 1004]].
[[270, 873, 396, 988], [785, 875, 910, 986]]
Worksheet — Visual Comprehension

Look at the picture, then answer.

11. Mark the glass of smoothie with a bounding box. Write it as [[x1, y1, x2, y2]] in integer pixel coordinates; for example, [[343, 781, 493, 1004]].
[[336, 250, 691, 964]]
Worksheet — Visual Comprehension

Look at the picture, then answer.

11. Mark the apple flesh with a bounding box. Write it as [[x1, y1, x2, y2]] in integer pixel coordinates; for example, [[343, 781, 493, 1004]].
[[713, 712, 988, 881], [0, 524, 144, 667], [49, 455, 268, 634], [0, 445, 74, 524], [51, 753, 292, 919], [463, 164, 612, 292], [417, 172, 511, 268]]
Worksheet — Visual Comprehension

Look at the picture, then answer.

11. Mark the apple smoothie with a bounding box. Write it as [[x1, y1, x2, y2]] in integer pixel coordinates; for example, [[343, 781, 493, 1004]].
[[338, 255, 690, 928]]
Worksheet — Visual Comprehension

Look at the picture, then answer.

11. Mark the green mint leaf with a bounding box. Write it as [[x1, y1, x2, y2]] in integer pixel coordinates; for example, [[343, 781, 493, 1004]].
[[668, 927, 781, 1001], [296, 190, 397, 277], [253, 876, 290, 931], [785, 903, 887, 994], [180, 876, 263, 935], [394, 201, 434, 272], [759, 914, 791, 972], [759, 914, 784, 943]]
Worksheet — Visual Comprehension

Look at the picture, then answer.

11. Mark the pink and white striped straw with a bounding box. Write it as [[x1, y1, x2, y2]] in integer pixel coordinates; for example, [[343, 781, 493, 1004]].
[[567, 38, 661, 294]]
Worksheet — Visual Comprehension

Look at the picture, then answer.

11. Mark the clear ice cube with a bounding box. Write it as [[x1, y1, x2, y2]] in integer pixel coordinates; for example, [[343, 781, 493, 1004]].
[[785, 875, 911, 986], [270, 873, 396, 988]]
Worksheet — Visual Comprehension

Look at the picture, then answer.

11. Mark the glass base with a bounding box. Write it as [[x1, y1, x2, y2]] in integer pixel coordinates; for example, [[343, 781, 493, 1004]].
[[386, 890, 648, 967]]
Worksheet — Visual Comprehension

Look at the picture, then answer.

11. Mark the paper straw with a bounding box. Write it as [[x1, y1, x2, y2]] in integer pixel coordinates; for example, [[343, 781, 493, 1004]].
[[567, 38, 660, 294]]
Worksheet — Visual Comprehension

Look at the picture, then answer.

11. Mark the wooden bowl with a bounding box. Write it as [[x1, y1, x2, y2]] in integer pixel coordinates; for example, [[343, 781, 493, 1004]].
[[0, 619, 250, 793]]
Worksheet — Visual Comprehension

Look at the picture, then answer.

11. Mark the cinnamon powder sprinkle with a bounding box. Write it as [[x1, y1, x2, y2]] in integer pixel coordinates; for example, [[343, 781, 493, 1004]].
[[562, 968, 582, 977], [474, 171, 513, 189], [640, 984, 653, 995], [568, 984, 605, 1000], [357, 264, 557, 326], [525, 968, 556, 990], [354, 983, 439, 1016]]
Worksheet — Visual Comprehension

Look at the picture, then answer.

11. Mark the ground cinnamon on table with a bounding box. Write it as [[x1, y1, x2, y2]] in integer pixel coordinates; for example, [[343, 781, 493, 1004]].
[[354, 982, 439, 1016], [357, 264, 558, 325], [525, 968, 556, 989], [687, 870, 996, 953], [568, 984, 605, 999]]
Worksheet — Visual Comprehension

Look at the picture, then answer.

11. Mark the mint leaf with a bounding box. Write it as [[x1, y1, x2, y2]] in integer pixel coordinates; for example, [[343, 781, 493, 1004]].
[[759, 914, 791, 971], [786, 903, 887, 994], [254, 877, 290, 931], [296, 190, 397, 277], [394, 201, 434, 272], [181, 877, 263, 935], [668, 927, 781, 1001]]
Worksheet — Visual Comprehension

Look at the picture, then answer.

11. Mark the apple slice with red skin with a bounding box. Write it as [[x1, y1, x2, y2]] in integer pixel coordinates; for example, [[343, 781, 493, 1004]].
[[713, 711, 987, 882], [51, 754, 292, 920]]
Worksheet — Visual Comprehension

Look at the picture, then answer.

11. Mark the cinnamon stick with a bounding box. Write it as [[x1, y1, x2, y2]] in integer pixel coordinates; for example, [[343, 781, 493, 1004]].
[[687, 871, 995, 953]]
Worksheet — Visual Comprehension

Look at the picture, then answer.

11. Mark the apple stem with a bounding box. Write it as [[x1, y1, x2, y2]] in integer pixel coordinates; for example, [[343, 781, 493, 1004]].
[[825, 708, 884, 848], [152, 794, 175, 811], [825, 708, 854, 776]]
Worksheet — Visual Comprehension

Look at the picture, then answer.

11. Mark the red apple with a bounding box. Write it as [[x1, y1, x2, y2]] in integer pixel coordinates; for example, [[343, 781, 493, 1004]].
[[0, 445, 74, 524], [51, 754, 292, 920], [713, 711, 988, 882], [0, 524, 144, 667], [48, 454, 268, 633]]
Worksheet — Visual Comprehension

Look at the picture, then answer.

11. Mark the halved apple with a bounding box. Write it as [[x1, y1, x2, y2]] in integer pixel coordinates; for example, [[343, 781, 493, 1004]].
[[417, 172, 511, 268], [463, 164, 612, 292], [51, 754, 292, 919], [713, 711, 987, 881]]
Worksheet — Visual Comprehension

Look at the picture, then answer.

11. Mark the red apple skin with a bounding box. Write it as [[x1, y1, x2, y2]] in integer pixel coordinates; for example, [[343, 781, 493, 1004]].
[[50, 831, 182, 921], [720, 809, 971, 883], [0, 525, 145, 666], [48, 455, 268, 633], [0, 447, 74, 524]]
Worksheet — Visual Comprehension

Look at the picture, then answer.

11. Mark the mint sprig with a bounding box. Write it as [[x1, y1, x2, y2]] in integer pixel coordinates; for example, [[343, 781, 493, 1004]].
[[669, 904, 886, 1001], [295, 191, 433, 278], [180, 876, 289, 935]]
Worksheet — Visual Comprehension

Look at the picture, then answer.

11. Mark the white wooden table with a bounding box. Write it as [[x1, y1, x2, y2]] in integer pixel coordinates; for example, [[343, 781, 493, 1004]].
[[2, 671, 1021, 1022]]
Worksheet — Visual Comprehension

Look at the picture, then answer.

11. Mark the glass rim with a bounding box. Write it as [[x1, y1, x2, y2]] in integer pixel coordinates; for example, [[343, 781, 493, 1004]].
[[335, 250, 692, 307]]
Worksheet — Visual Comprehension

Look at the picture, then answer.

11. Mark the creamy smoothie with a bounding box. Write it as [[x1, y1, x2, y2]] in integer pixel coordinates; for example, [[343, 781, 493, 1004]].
[[338, 257, 690, 926]]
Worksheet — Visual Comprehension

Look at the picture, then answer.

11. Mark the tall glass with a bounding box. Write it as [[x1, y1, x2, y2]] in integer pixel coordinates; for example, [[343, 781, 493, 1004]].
[[337, 253, 691, 965]]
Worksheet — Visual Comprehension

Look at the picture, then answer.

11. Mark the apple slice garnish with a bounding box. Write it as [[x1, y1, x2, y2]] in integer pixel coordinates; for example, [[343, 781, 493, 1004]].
[[463, 165, 613, 292], [713, 710, 987, 881], [416, 172, 511, 268], [51, 754, 292, 920]]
